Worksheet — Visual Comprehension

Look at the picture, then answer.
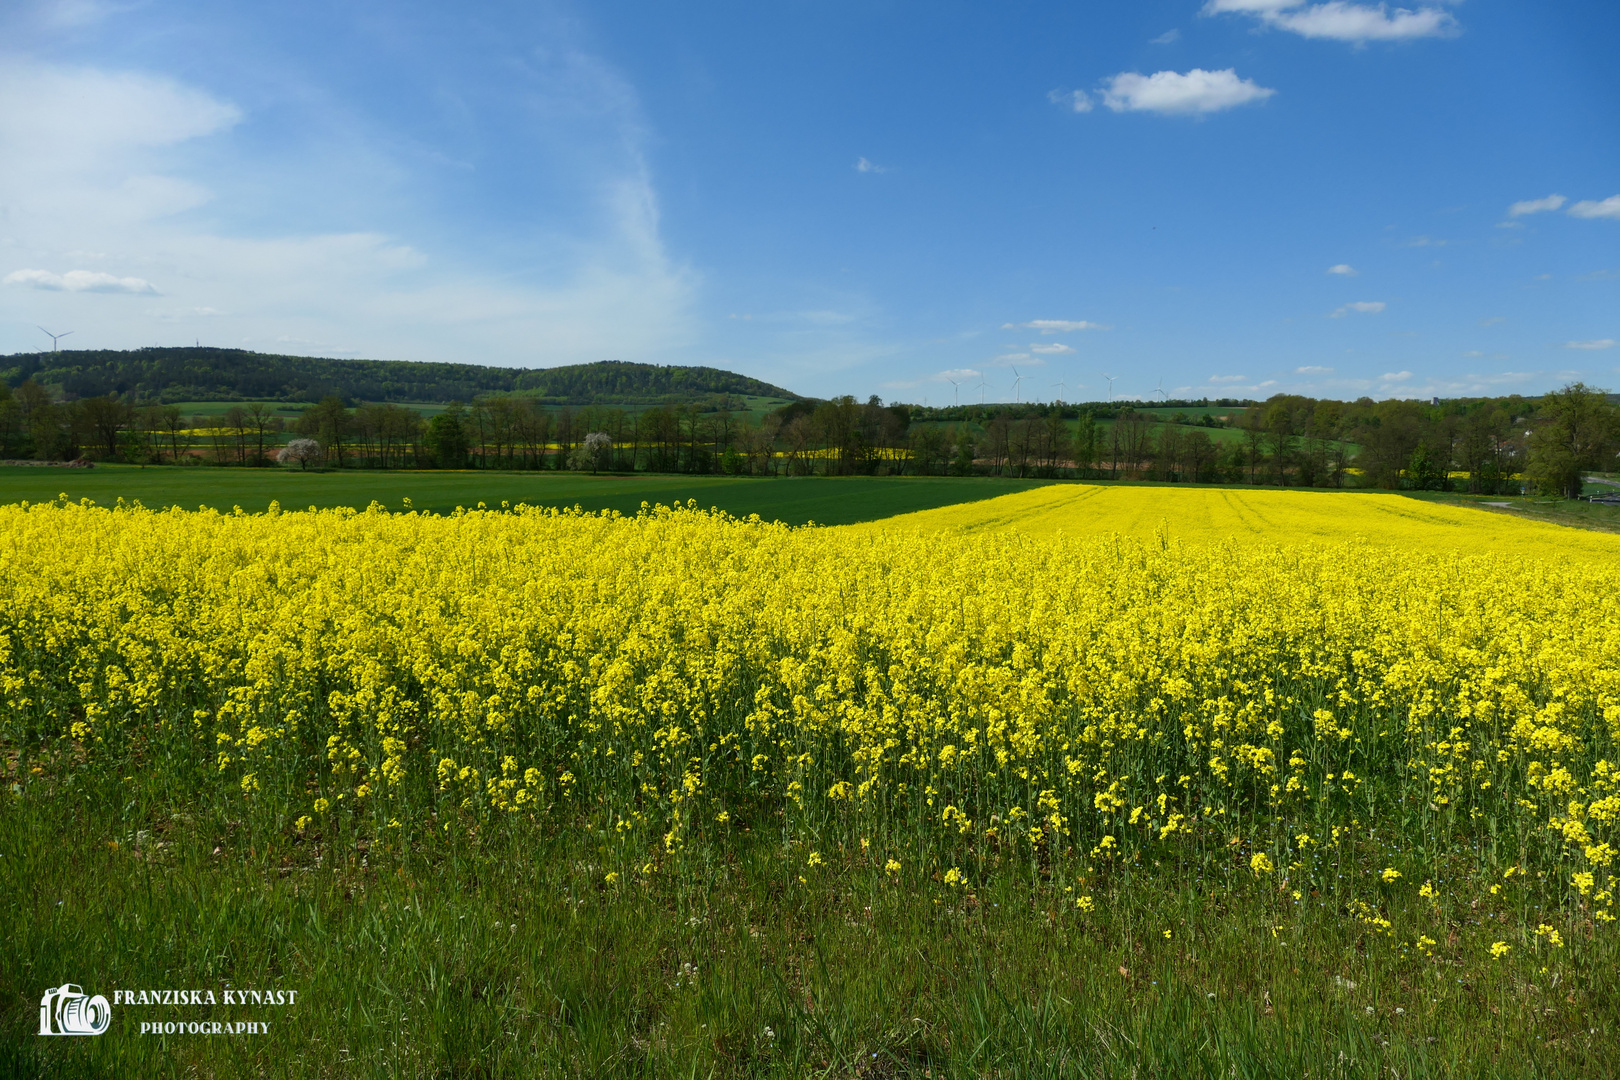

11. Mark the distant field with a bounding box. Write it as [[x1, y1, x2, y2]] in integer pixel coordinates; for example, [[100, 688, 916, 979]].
[[855, 482, 1620, 558], [0, 465, 1051, 526]]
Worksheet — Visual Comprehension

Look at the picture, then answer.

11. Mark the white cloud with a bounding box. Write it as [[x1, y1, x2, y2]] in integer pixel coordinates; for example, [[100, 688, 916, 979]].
[[1569, 196, 1620, 220], [1380, 370, 1413, 382], [3, 267, 158, 293], [934, 368, 982, 382], [1151, 29, 1181, 44], [1295, 365, 1335, 373], [1029, 342, 1076, 354], [1205, 1, 1460, 43], [148, 306, 223, 321], [1330, 300, 1386, 317], [1001, 319, 1109, 333], [1327, 263, 1358, 275], [1048, 88, 1093, 113], [1508, 194, 1566, 217], [0, 54, 700, 366], [854, 157, 888, 174], [1101, 69, 1275, 115], [992, 353, 1045, 367], [1207, 374, 1249, 383], [1565, 339, 1616, 350]]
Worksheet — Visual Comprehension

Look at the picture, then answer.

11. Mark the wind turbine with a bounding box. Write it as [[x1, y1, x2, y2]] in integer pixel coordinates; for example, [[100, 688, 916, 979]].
[[946, 378, 960, 407], [1154, 378, 1168, 402], [977, 375, 988, 405], [38, 326, 73, 352], [1052, 379, 1067, 401], [1102, 372, 1117, 400], [1011, 366, 1026, 403]]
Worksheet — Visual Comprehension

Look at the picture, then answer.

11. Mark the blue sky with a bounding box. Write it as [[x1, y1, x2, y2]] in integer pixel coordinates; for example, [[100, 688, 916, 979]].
[[1, 0, 1615, 402]]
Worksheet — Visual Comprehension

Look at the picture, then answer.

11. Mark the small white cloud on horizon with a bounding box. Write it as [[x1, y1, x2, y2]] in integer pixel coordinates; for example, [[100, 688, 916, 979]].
[[148, 306, 223, 320], [1327, 264, 1357, 276], [3, 267, 159, 294], [1207, 374, 1249, 383], [935, 368, 982, 382], [1568, 196, 1620, 220], [1151, 28, 1181, 44], [1295, 365, 1335, 374], [1380, 370, 1413, 382], [1029, 342, 1076, 354], [1101, 68, 1274, 115], [1001, 319, 1110, 333], [1565, 339, 1616, 350], [1330, 300, 1386, 317], [854, 157, 888, 174], [1203, 1, 1460, 43], [1508, 194, 1566, 217]]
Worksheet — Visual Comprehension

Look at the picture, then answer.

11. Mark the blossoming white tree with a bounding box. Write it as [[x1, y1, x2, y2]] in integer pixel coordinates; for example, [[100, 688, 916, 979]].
[[277, 438, 323, 470]]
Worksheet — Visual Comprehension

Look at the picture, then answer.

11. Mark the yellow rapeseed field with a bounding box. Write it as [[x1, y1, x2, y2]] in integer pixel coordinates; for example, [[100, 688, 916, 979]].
[[3, 490, 1618, 946], [855, 483, 1620, 558]]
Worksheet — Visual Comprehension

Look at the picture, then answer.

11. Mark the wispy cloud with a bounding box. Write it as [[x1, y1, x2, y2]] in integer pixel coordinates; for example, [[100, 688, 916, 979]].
[[1029, 342, 1075, 354], [1047, 88, 1094, 113], [1100, 69, 1275, 115], [1207, 374, 1250, 383], [934, 368, 982, 382], [854, 157, 888, 174], [1330, 300, 1386, 317], [1380, 370, 1413, 382], [1565, 339, 1615, 350], [1568, 195, 1620, 220], [1151, 29, 1181, 44], [3, 267, 158, 293], [1001, 319, 1109, 333], [1204, 1, 1461, 43], [991, 353, 1045, 367], [1295, 365, 1335, 373], [1326, 263, 1357, 275], [1508, 194, 1566, 217]]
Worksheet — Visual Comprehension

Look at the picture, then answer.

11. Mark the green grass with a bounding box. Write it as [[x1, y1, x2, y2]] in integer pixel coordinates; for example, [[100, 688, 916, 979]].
[[4, 780, 1611, 1079], [0, 465, 1052, 526]]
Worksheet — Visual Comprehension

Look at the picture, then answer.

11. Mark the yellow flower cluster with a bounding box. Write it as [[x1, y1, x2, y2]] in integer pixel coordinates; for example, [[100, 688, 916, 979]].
[[2, 493, 1618, 928], [859, 483, 1620, 559]]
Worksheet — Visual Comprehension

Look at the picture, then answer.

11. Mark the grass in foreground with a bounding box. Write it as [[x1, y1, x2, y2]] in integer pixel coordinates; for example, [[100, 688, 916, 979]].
[[0, 466, 1052, 525], [4, 783, 1613, 1079]]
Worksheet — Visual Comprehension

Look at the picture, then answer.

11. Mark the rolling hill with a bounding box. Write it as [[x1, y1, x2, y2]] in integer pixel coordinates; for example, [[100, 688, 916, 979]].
[[0, 347, 802, 406]]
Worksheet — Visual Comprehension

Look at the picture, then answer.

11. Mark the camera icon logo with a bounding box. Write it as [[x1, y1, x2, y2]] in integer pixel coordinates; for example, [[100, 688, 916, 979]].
[[39, 984, 112, 1036]]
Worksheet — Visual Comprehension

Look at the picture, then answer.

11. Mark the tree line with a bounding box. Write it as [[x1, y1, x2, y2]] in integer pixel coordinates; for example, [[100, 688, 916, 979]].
[[2, 378, 1615, 498]]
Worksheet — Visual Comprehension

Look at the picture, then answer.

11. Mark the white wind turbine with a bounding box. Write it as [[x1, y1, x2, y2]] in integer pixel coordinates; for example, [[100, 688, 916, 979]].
[[38, 326, 73, 351], [1102, 372, 1117, 400], [946, 378, 960, 407], [1011, 366, 1026, 403]]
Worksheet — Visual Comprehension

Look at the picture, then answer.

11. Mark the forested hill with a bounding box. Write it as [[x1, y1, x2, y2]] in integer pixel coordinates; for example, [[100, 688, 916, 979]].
[[0, 347, 801, 405]]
